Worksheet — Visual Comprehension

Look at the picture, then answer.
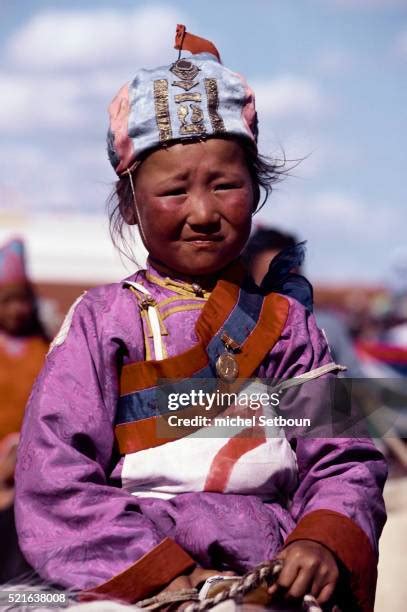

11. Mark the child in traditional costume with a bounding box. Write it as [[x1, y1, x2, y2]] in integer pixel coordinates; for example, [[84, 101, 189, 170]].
[[15, 26, 387, 611], [0, 237, 48, 580], [0, 238, 48, 442]]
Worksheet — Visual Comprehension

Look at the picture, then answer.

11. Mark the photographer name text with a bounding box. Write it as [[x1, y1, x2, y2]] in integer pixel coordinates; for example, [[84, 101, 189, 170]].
[[166, 414, 311, 428]]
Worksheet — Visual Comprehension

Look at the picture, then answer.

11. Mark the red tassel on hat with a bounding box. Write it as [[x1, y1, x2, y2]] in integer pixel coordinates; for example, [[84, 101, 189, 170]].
[[174, 24, 221, 63]]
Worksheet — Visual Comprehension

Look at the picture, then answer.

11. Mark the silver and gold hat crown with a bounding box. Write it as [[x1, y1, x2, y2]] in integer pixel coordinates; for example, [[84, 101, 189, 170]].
[[107, 24, 258, 175]]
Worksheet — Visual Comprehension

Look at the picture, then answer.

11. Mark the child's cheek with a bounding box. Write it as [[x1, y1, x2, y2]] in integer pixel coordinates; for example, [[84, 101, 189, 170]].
[[151, 197, 185, 214], [221, 191, 254, 224], [142, 197, 183, 225], [142, 198, 185, 240]]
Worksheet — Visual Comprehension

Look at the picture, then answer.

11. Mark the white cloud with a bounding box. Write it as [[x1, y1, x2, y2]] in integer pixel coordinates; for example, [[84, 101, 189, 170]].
[[0, 4, 194, 218], [0, 4, 190, 134], [0, 73, 88, 131], [0, 142, 113, 214], [6, 4, 185, 70], [307, 192, 368, 231], [315, 48, 354, 74], [0, 68, 139, 134], [256, 188, 403, 281], [259, 187, 391, 240], [311, 193, 404, 248], [253, 76, 326, 119]]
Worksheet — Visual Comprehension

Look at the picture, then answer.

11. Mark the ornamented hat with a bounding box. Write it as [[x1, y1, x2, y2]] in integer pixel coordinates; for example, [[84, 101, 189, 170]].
[[0, 238, 27, 287], [107, 25, 258, 175]]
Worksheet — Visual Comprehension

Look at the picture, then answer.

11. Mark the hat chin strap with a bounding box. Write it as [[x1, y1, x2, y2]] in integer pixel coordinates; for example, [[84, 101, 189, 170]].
[[126, 169, 149, 249]]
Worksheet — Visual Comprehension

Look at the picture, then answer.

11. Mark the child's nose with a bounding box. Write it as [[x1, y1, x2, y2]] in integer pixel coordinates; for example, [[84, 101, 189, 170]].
[[186, 190, 221, 228]]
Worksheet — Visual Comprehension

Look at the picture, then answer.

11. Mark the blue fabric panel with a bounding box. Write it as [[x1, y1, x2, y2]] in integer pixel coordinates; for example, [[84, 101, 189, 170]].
[[115, 279, 265, 425]]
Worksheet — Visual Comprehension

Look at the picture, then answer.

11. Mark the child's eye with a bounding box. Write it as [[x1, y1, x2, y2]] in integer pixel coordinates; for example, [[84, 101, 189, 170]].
[[214, 183, 239, 191], [161, 188, 187, 197]]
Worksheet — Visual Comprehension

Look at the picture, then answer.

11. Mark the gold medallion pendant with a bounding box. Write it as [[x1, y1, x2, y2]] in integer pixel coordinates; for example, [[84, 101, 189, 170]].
[[216, 352, 239, 383], [215, 331, 241, 382]]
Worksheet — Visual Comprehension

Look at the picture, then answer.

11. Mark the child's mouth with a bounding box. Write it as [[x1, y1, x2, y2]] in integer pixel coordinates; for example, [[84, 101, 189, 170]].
[[185, 238, 223, 249], [184, 235, 223, 243]]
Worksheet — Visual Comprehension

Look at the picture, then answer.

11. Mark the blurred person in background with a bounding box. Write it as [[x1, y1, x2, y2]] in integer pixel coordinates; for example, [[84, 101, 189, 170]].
[[0, 237, 48, 581], [356, 246, 407, 376], [243, 227, 407, 470], [243, 226, 365, 378]]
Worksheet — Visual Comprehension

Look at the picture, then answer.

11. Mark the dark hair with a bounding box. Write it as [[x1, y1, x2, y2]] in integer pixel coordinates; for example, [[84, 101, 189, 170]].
[[243, 227, 298, 263], [107, 137, 290, 263]]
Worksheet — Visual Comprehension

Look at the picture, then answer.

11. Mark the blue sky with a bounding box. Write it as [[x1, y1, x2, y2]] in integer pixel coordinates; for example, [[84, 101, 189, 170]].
[[0, 0, 406, 282]]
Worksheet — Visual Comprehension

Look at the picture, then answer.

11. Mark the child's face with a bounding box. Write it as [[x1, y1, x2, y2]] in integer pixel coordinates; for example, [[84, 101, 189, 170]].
[[133, 138, 254, 277], [0, 284, 35, 336]]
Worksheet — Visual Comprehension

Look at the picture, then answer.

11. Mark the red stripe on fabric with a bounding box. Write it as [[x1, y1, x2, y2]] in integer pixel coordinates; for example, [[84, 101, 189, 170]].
[[356, 341, 407, 363], [204, 428, 266, 492], [115, 415, 172, 455], [120, 344, 209, 396]]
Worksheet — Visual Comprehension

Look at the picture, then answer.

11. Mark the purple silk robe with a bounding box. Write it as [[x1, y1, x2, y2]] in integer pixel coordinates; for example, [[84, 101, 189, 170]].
[[14, 262, 387, 610]]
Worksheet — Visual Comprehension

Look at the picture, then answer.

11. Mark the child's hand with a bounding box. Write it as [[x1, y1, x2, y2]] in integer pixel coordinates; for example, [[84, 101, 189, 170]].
[[268, 539, 339, 605]]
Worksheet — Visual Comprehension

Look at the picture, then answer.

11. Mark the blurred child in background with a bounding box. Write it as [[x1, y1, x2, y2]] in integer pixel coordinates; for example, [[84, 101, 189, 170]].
[[0, 237, 48, 581]]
